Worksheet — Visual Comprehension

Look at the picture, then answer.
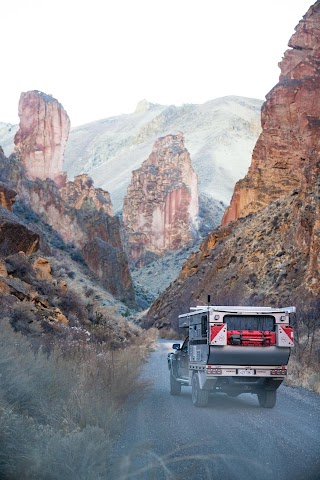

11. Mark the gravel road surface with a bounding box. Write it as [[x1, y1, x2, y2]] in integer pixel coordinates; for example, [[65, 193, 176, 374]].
[[112, 340, 320, 480]]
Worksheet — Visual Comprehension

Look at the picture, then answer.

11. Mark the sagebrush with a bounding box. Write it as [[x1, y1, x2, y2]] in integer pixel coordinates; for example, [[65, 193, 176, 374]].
[[0, 320, 156, 479]]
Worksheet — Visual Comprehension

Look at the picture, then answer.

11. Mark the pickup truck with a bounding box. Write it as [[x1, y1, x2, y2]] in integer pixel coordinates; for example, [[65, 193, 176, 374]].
[[167, 305, 295, 408]]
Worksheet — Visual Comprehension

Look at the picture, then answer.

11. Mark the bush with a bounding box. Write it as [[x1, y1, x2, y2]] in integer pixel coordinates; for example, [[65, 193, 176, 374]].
[[0, 320, 154, 479]]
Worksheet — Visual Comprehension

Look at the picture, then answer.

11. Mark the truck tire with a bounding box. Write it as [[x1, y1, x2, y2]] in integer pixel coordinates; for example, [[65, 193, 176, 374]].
[[258, 390, 277, 408], [170, 368, 181, 396], [192, 374, 209, 407]]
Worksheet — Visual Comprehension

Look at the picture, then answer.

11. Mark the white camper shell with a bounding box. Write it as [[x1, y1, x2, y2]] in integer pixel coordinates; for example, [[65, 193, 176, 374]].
[[168, 305, 295, 408]]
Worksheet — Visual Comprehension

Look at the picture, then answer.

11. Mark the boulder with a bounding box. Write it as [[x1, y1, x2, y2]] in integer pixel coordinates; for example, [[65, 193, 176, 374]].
[[0, 207, 39, 256]]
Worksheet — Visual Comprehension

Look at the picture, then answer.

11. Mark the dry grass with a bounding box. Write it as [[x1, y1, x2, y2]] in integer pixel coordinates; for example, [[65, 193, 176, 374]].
[[286, 316, 320, 393], [287, 357, 320, 393], [157, 327, 184, 340], [0, 320, 157, 479]]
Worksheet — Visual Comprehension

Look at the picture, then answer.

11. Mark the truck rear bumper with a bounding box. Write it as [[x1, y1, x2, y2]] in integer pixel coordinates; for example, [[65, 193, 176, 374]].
[[208, 345, 290, 366], [193, 367, 286, 392], [200, 374, 283, 393]]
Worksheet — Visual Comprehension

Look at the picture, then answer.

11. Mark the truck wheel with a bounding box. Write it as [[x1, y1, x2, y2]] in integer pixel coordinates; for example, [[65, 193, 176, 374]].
[[258, 390, 277, 408], [170, 369, 181, 396], [192, 374, 209, 407]]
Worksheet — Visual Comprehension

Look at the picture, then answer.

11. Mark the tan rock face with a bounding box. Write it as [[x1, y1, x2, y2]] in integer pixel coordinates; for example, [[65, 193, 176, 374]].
[[32, 257, 52, 281], [0, 180, 16, 211], [61, 174, 113, 215], [0, 259, 7, 277], [14, 91, 70, 187], [222, 2, 320, 225], [123, 133, 198, 265]]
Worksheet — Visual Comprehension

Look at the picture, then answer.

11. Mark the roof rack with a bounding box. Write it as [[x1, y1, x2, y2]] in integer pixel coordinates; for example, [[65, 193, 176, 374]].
[[188, 306, 296, 314]]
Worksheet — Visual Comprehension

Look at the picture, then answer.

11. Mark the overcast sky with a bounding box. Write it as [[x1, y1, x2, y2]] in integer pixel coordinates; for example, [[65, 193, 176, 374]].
[[1, 0, 314, 127]]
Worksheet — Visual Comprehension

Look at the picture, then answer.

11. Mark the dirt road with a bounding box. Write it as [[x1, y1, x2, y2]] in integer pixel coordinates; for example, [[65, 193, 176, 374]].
[[112, 340, 320, 479]]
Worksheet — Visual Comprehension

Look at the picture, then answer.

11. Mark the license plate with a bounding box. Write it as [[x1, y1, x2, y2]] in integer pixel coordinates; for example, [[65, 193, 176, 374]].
[[238, 369, 255, 376]]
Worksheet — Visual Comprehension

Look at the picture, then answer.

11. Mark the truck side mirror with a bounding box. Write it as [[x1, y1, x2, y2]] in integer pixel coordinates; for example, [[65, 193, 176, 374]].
[[172, 344, 181, 350]]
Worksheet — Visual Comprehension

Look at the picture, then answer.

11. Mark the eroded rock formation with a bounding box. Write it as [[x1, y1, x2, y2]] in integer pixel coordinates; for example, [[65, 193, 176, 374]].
[[39, 180, 134, 303], [14, 91, 70, 187], [26, 176, 134, 304], [61, 174, 113, 215], [222, 1, 320, 225], [0, 147, 135, 305], [147, 1, 320, 329], [123, 133, 199, 265]]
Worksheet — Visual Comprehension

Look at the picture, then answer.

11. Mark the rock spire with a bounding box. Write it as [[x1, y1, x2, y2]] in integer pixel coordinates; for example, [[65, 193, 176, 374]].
[[14, 91, 70, 187], [123, 133, 199, 266]]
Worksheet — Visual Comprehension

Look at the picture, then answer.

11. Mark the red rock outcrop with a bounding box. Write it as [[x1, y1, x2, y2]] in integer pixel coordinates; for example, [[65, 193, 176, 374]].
[[0, 145, 135, 305], [222, 1, 320, 225], [61, 174, 113, 215], [25, 176, 135, 305], [146, 1, 320, 329], [123, 133, 199, 265], [14, 91, 70, 187]]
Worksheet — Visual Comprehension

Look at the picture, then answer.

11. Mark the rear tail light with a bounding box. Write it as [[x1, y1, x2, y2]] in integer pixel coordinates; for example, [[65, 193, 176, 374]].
[[271, 368, 287, 375], [206, 366, 222, 375]]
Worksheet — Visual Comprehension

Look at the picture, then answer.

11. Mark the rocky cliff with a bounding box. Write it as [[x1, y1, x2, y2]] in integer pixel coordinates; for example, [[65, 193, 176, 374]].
[[0, 148, 135, 305], [147, 1, 320, 329], [61, 174, 113, 216], [24, 176, 134, 305], [148, 188, 320, 329], [123, 133, 198, 265], [222, 1, 320, 225], [2, 96, 262, 233], [62, 96, 262, 219], [14, 91, 70, 187]]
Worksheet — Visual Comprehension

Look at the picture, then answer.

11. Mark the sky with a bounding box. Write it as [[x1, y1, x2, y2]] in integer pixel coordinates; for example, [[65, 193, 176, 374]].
[[1, 0, 314, 127]]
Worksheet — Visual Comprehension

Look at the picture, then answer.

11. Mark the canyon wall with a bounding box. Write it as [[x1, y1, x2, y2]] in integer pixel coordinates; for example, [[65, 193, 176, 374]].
[[147, 1, 320, 329], [6, 90, 134, 304], [123, 133, 198, 265], [222, 1, 320, 225], [14, 91, 70, 187], [24, 175, 135, 305]]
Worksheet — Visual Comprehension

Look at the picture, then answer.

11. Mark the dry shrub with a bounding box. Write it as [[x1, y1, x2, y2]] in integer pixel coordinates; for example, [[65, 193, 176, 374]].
[[287, 307, 320, 393], [5, 253, 35, 283], [157, 327, 183, 340], [287, 350, 320, 394], [0, 320, 155, 479]]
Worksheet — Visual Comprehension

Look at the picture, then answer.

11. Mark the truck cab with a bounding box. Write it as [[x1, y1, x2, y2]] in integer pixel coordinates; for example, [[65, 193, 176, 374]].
[[168, 305, 295, 408]]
